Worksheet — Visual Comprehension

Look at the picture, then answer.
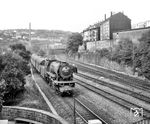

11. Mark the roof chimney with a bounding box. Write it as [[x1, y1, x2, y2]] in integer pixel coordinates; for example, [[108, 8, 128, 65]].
[[104, 14, 106, 20]]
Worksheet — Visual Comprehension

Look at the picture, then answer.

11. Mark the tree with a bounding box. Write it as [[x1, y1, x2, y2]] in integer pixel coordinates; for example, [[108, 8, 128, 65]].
[[1, 67, 25, 101], [0, 79, 6, 113], [10, 43, 26, 52], [18, 50, 31, 62], [0, 52, 28, 102], [66, 33, 83, 55], [10, 44, 31, 62], [0, 55, 5, 74], [2, 52, 30, 76], [134, 31, 150, 79]]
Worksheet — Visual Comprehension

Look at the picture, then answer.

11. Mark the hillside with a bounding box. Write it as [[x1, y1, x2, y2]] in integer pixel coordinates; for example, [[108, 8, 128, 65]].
[[0, 29, 73, 51], [31, 29, 72, 39]]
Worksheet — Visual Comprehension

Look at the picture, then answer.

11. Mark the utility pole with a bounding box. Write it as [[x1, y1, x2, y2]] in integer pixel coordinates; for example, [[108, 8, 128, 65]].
[[110, 39, 113, 69], [73, 95, 76, 124], [132, 44, 135, 74], [95, 38, 97, 65]]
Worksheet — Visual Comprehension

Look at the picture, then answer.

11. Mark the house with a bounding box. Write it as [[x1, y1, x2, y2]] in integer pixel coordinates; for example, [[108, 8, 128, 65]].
[[100, 12, 131, 40], [82, 23, 100, 42]]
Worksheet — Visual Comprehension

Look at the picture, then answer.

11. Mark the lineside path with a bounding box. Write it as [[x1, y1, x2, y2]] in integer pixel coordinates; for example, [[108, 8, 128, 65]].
[[30, 66, 58, 116]]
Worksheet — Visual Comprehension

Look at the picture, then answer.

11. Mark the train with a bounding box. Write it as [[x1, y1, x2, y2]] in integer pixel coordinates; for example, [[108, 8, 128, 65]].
[[31, 54, 77, 95]]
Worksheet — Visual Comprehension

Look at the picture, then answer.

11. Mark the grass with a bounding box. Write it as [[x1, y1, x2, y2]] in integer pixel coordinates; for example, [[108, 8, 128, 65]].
[[14, 75, 50, 112]]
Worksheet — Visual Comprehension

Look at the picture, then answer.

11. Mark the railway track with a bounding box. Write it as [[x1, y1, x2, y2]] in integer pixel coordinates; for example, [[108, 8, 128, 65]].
[[76, 71, 150, 104], [66, 59, 150, 93], [64, 97, 109, 124], [74, 75, 150, 118]]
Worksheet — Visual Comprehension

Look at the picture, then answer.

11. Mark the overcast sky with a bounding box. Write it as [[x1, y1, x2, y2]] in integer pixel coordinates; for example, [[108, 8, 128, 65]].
[[0, 0, 150, 32]]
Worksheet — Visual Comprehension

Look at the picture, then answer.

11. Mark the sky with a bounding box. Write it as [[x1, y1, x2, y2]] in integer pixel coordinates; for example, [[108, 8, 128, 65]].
[[0, 0, 150, 32]]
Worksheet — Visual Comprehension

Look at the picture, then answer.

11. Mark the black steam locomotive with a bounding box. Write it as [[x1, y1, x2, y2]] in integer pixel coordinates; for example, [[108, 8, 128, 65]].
[[31, 54, 77, 95]]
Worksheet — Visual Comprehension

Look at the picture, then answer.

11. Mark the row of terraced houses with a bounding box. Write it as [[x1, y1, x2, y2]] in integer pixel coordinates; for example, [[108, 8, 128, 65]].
[[81, 12, 150, 51]]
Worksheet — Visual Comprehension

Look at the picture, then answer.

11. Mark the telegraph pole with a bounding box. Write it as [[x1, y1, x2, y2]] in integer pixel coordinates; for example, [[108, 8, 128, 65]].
[[73, 95, 76, 124], [132, 44, 135, 74]]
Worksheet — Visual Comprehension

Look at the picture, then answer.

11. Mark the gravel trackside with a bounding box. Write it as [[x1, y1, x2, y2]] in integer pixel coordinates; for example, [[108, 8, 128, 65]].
[[75, 83, 143, 124]]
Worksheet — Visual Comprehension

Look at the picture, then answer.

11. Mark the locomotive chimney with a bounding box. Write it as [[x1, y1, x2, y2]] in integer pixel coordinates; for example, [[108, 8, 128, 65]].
[[104, 14, 106, 20]]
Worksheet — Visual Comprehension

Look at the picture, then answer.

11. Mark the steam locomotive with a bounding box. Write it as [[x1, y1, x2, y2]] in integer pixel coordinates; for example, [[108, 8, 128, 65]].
[[31, 54, 77, 95]]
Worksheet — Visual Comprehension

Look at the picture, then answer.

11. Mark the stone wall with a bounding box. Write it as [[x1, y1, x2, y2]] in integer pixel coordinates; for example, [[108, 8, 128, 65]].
[[1, 106, 68, 124], [86, 40, 114, 51], [69, 53, 133, 75], [113, 27, 150, 44]]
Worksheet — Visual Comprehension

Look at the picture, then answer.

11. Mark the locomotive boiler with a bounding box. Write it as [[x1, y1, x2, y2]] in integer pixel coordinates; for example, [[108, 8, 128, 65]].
[[47, 60, 73, 80]]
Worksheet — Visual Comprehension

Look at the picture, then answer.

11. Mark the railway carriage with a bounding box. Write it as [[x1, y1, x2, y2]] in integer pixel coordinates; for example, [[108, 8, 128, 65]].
[[31, 54, 77, 95]]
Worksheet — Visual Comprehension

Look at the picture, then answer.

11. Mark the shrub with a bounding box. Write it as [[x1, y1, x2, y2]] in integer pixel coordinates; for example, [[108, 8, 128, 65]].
[[112, 38, 133, 66], [133, 31, 150, 79]]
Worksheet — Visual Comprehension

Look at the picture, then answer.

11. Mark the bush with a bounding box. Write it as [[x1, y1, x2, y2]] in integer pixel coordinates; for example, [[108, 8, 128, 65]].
[[96, 48, 111, 59], [38, 49, 46, 57], [133, 31, 150, 79], [0, 52, 29, 103], [10, 43, 26, 52], [10, 43, 31, 62], [112, 38, 133, 66]]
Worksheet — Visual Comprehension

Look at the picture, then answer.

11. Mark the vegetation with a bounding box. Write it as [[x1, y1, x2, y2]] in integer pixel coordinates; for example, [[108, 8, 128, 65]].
[[10, 43, 26, 51], [133, 31, 150, 79], [78, 31, 150, 79], [0, 43, 31, 105], [37, 49, 46, 57], [112, 38, 133, 65], [66, 33, 83, 55], [100, 31, 150, 79], [17, 76, 50, 111], [96, 48, 111, 58], [10, 43, 31, 62]]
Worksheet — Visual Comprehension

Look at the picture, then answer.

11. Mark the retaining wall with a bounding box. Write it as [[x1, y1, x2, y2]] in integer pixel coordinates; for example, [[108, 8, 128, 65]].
[[1, 106, 68, 124]]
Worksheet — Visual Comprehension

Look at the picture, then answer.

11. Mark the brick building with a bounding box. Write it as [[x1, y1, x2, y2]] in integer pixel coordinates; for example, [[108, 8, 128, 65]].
[[100, 12, 131, 40]]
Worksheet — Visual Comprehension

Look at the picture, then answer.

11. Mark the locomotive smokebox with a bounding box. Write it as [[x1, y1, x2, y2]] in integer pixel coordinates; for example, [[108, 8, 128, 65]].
[[48, 60, 73, 79], [59, 65, 72, 79]]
